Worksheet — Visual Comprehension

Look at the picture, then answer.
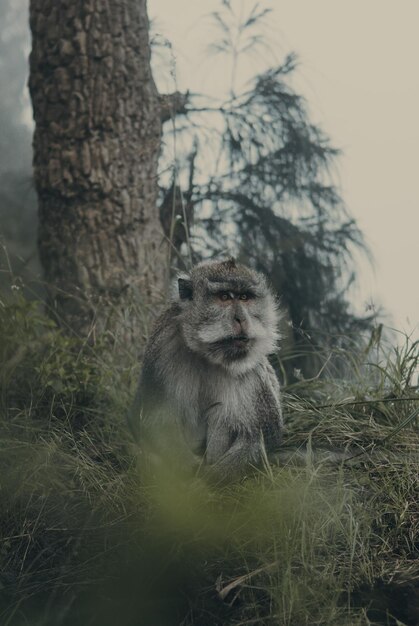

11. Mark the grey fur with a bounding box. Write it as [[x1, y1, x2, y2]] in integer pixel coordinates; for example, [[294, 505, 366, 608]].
[[128, 258, 283, 482]]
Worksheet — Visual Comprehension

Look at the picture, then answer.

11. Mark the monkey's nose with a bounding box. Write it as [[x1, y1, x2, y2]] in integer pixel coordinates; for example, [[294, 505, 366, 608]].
[[233, 316, 247, 334], [233, 318, 242, 334]]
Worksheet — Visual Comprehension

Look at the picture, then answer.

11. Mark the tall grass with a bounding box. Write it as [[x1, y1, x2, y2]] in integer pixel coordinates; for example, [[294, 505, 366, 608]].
[[0, 288, 418, 625]]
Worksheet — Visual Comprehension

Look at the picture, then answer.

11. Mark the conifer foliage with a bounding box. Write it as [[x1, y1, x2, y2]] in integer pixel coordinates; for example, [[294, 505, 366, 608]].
[[159, 1, 373, 376]]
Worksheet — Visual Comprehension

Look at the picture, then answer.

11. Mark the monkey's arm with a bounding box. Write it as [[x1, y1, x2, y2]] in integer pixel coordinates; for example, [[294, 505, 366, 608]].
[[129, 364, 201, 472], [204, 431, 263, 483], [205, 410, 232, 465], [204, 407, 264, 477], [257, 364, 283, 453], [203, 406, 262, 482], [204, 371, 282, 482]]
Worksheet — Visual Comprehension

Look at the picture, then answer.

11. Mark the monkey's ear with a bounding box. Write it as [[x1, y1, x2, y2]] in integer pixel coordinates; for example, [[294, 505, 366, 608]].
[[178, 278, 193, 300]]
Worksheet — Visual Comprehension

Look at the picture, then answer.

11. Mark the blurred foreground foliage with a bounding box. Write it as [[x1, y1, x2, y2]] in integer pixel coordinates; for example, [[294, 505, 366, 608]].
[[0, 287, 418, 626]]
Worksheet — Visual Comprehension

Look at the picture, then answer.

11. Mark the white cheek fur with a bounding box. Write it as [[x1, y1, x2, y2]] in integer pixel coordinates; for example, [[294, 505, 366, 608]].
[[197, 322, 229, 344], [198, 315, 279, 348]]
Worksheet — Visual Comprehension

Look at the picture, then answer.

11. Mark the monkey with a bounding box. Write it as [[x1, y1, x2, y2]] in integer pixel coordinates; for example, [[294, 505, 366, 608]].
[[128, 258, 283, 482]]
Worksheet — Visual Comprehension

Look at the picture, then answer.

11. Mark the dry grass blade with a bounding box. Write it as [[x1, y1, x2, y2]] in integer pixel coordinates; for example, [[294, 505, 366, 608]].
[[217, 561, 278, 600]]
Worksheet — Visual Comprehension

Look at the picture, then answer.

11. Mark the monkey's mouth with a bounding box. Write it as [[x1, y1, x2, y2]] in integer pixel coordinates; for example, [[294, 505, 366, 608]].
[[220, 335, 249, 345], [232, 335, 249, 348], [217, 335, 251, 350], [207, 335, 253, 362]]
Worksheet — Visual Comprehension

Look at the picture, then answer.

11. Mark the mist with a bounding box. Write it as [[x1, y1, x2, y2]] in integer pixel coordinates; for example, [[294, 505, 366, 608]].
[[0, 0, 39, 284]]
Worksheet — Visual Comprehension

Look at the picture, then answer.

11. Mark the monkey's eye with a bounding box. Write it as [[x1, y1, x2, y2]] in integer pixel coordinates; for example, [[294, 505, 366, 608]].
[[239, 293, 254, 301], [218, 292, 232, 301]]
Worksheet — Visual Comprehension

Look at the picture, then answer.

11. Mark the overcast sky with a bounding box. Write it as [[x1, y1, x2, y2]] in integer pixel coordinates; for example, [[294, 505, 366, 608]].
[[150, 0, 419, 341]]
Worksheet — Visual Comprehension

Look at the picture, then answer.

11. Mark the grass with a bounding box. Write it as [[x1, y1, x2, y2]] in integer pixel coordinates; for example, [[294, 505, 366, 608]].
[[0, 288, 418, 625]]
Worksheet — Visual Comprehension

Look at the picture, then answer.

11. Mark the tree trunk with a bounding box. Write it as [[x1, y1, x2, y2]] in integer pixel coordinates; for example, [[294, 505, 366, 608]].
[[29, 0, 167, 341]]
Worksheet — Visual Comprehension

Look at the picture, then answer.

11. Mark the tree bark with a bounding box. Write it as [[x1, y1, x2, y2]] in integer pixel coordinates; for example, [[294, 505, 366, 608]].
[[29, 0, 167, 341]]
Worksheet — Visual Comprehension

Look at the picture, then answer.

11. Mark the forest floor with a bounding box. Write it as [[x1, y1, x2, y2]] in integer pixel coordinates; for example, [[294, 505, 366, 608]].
[[0, 291, 418, 626]]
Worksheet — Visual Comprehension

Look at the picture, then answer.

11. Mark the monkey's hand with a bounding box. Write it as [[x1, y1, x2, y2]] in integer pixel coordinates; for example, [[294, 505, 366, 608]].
[[203, 429, 264, 485]]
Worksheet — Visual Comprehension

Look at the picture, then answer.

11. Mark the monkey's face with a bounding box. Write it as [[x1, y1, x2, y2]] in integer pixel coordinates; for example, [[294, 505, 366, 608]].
[[176, 260, 280, 374]]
